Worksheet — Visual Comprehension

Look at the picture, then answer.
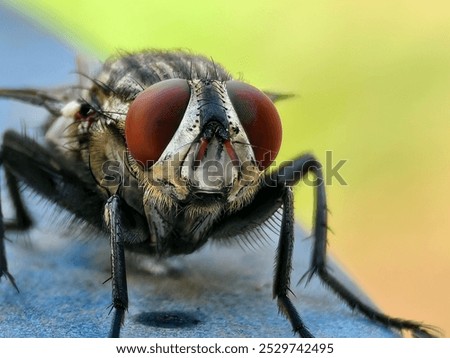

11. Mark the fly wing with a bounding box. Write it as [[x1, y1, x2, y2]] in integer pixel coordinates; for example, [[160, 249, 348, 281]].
[[0, 87, 73, 116], [263, 91, 295, 103], [75, 52, 102, 89]]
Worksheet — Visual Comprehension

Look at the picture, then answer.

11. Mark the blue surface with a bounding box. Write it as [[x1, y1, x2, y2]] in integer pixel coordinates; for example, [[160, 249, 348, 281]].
[[0, 5, 397, 338], [0, 5, 74, 134], [0, 225, 398, 338]]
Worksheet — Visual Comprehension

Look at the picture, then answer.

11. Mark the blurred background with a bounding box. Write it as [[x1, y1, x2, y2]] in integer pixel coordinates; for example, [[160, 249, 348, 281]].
[[1, 0, 449, 337]]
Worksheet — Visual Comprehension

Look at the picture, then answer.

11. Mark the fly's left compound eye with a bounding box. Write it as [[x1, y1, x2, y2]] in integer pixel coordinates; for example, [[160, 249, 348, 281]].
[[125, 79, 191, 167], [226, 80, 282, 170]]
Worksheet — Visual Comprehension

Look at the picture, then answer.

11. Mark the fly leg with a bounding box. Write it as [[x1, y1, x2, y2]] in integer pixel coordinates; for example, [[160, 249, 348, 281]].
[[1, 130, 105, 228], [0, 188, 19, 291], [104, 195, 129, 338], [0, 149, 33, 291], [3, 168, 33, 231], [0, 130, 105, 291], [273, 186, 313, 337], [269, 154, 328, 337], [0, 140, 35, 290], [276, 153, 437, 337]]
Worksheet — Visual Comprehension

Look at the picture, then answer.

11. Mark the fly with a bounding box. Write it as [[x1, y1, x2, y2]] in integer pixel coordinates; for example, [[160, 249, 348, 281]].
[[0, 50, 438, 338]]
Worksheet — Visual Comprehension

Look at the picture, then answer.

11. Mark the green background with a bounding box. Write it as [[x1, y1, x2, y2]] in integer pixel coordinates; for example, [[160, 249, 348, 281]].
[[4, 0, 450, 336]]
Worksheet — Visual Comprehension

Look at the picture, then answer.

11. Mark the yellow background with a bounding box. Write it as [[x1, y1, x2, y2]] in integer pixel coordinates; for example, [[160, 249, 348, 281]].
[[5, 0, 450, 336]]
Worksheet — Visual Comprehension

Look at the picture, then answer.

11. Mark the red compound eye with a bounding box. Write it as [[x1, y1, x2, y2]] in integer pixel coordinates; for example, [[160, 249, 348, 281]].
[[226, 80, 282, 169], [125, 79, 190, 167]]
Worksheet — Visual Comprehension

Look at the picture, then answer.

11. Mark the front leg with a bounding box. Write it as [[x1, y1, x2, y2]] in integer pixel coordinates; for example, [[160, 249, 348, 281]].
[[271, 154, 327, 337], [273, 186, 313, 337], [104, 195, 129, 338]]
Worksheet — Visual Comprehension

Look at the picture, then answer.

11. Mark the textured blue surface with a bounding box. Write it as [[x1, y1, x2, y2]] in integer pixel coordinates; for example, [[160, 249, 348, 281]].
[[0, 225, 398, 338], [0, 5, 397, 338]]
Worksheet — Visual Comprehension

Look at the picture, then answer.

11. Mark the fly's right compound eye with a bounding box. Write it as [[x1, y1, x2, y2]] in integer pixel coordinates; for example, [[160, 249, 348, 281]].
[[125, 79, 191, 167]]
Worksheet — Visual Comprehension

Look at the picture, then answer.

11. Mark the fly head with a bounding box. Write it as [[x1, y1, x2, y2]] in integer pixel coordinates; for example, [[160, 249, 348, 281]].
[[125, 78, 283, 218]]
